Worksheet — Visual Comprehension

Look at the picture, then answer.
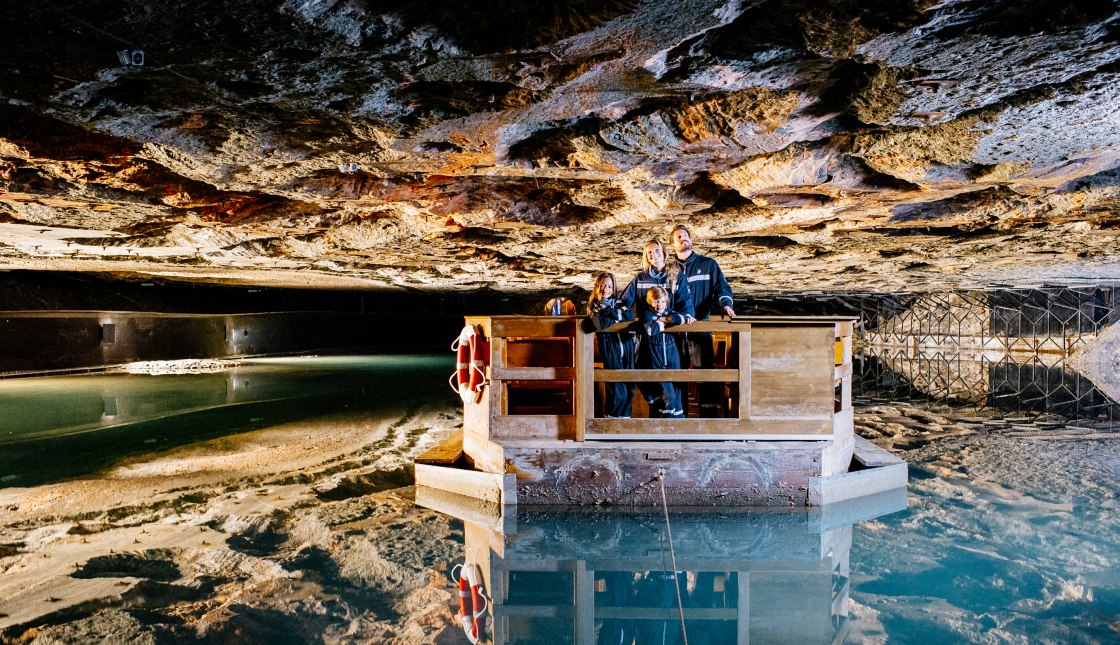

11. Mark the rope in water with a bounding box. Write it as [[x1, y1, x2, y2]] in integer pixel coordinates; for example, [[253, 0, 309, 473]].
[[657, 470, 689, 645]]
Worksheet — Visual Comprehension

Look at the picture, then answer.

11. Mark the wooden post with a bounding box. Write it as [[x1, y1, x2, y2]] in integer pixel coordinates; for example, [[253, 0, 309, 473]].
[[738, 571, 750, 644], [738, 327, 751, 421], [574, 323, 593, 441], [574, 563, 596, 644]]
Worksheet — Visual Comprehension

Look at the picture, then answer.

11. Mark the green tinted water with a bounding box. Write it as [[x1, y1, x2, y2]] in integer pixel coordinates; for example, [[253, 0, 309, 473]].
[[0, 355, 452, 486]]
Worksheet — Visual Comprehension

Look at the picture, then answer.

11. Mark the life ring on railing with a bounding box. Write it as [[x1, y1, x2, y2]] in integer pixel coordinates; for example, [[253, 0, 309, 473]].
[[468, 331, 489, 395], [450, 561, 490, 643], [449, 325, 474, 403], [450, 325, 489, 404]]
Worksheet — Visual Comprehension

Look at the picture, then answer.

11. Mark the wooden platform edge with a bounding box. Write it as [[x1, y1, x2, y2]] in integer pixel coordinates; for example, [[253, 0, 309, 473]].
[[414, 462, 508, 506], [807, 438, 909, 506], [414, 429, 464, 466]]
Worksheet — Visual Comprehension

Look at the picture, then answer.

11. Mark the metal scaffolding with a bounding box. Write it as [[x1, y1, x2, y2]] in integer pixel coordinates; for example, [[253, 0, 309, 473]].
[[741, 285, 1120, 420], [850, 286, 1120, 420]]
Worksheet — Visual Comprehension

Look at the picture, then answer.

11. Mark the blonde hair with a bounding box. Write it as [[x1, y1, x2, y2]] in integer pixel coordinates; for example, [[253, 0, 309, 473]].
[[587, 273, 616, 315], [641, 239, 680, 289], [646, 286, 668, 310]]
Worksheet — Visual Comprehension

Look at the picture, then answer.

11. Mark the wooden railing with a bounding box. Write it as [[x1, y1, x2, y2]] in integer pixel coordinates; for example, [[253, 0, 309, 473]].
[[465, 316, 855, 443]]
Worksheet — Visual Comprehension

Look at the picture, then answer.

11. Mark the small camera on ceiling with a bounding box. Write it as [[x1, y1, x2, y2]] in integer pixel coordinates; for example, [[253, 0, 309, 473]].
[[117, 49, 144, 66]]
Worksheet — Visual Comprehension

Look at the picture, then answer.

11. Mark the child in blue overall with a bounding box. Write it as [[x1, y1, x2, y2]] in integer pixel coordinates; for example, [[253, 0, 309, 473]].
[[587, 273, 637, 418], [640, 286, 686, 418]]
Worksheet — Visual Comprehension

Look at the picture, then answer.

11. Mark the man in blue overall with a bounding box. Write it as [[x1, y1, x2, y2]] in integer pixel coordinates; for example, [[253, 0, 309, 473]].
[[668, 223, 735, 417]]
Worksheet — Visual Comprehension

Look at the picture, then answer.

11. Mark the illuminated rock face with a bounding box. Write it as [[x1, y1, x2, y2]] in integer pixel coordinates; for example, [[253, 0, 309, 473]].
[[0, 0, 1118, 294]]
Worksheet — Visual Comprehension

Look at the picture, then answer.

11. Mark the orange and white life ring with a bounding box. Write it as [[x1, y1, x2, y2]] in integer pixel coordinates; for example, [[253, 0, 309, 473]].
[[451, 561, 489, 643], [450, 324, 489, 404], [449, 325, 477, 404], [451, 562, 473, 633], [468, 331, 489, 395]]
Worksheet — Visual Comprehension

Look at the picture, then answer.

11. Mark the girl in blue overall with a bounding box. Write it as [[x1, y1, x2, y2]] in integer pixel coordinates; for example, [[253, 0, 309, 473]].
[[640, 286, 686, 418], [588, 272, 637, 418]]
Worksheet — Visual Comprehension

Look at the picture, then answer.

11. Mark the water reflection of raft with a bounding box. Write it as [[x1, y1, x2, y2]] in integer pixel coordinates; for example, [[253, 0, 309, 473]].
[[424, 487, 907, 645], [415, 316, 907, 509]]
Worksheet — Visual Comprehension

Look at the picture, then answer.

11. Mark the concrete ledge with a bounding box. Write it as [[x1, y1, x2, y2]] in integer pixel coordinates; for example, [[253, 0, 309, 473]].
[[414, 463, 515, 506], [807, 436, 908, 506], [505, 440, 836, 506]]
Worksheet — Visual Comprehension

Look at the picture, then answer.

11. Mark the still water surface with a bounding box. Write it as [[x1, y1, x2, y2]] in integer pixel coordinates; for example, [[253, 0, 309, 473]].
[[1, 354, 1117, 643]]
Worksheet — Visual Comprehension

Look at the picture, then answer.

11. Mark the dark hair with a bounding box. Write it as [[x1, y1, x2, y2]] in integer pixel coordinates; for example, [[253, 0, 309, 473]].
[[587, 273, 616, 315]]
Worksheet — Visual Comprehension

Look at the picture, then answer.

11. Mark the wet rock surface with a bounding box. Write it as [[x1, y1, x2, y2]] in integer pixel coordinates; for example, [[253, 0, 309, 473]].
[[0, 0, 1117, 294]]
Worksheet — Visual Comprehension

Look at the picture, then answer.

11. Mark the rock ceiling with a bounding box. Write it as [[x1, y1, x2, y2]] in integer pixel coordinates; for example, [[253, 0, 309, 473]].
[[1, 0, 1119, 295]]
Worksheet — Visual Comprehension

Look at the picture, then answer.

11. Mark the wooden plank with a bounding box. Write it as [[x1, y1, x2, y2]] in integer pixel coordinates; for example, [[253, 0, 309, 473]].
[[491, 366, 575, 380], [595, 368, 739, 382], [574, 565, 595, 644], [837, 334, 852, 364], [578, 558, 836, 573], [595, 317, 855, 333], [838, 377, 851, 412], [415, 429, 463, 465], [738, 572, 750, 645], [594, 607, 738, 620], [585, 417, 833, 436], [490, 337, 505, 424], [414, 485, 504, 533], [463, 428, 505, 473], [414, 463, 506, 505], [738, 329, 751, 421], [750, 326, 835, 418], [464, 384, 491, 437], [464, 316, 493, 338], [493, 605, 574, 618], [491, 414, 574, 440], [490, 316, 578, 338], [574, 327, 594, 442]]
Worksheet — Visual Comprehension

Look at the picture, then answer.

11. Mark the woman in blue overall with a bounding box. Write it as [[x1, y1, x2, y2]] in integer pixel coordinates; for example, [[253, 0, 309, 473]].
[[587, 272, 637, 418], [620, 239, 694, 417]]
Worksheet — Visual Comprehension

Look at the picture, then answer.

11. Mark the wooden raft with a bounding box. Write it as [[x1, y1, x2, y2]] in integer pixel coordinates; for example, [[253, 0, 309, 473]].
[[416, 315, 858, 506]]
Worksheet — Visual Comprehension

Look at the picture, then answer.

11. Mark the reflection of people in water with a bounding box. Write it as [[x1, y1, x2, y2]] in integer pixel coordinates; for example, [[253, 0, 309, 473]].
[[687, 571, 736, 645], [596, 570, 737, 645], [635, 570, 688, 645], [596, 571, 635, 645]]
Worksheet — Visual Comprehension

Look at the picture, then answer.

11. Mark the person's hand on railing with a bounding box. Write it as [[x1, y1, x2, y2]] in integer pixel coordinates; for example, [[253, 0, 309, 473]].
[[720, 306, 735, 320], [682, 314, 696, 324]]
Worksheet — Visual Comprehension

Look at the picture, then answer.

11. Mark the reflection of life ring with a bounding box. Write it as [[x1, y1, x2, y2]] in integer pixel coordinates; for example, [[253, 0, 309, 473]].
[[451, 562, 489, 643]]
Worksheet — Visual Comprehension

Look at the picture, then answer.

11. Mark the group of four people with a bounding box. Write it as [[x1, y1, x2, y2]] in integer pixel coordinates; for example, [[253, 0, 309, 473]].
[[587, 224, 735, 418]]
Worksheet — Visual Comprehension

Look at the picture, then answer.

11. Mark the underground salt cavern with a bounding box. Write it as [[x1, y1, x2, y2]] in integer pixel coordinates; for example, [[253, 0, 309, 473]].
[[1, 1, 1119, 643]]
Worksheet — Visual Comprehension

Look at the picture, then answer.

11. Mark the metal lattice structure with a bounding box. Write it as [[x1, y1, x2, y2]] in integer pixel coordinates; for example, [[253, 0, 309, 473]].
[[738, 285, 1120, 419], [844, 285, 1120, 420]]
